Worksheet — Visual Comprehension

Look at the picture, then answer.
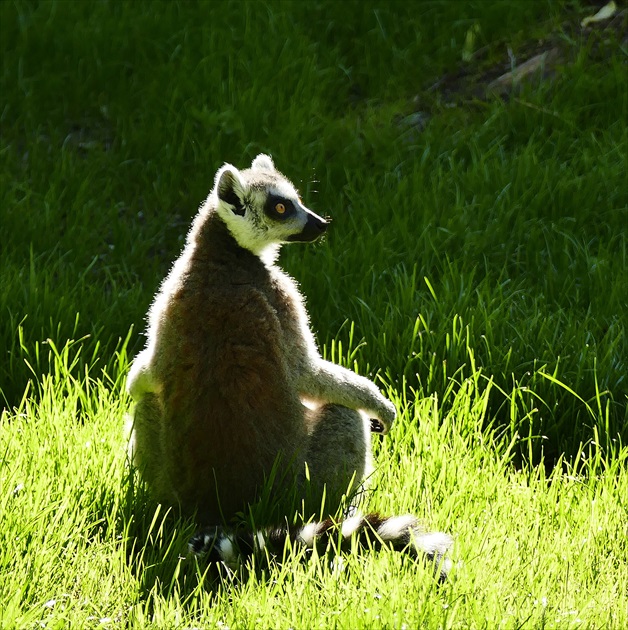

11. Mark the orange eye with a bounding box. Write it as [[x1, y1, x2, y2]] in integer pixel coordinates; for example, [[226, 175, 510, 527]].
[[275, 203, 286, 214]]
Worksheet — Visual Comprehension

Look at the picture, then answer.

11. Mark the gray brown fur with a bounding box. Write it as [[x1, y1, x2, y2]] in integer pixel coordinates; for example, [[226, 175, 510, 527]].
[[127, 154, 396, 524]]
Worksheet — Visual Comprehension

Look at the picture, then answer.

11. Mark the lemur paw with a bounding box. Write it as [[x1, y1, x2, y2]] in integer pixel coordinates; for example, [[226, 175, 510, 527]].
[[370, 399, 396, 434], [370, 418, 386, 433]]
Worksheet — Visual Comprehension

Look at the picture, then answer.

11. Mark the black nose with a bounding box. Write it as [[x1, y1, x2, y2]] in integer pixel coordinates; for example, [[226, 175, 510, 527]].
[[310, 214, 328, 234], [287, 214, 328, 242]]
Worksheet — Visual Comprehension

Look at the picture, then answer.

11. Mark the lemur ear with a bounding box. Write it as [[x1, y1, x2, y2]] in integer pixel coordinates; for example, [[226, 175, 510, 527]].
[[216, 165, 246, 216], [251, 153, 275, 172]]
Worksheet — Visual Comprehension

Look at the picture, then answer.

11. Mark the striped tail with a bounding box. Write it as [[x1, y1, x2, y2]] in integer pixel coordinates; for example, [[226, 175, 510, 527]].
[[188, 513, 453, 580]]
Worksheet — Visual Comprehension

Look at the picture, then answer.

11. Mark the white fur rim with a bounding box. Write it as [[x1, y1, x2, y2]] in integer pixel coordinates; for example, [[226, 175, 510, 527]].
[[376, 515, 418, 541]]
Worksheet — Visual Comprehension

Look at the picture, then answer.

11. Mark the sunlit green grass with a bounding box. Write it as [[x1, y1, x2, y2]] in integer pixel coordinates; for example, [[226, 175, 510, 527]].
[[1, 346, 626, 627], [1, 0, 626, 626]]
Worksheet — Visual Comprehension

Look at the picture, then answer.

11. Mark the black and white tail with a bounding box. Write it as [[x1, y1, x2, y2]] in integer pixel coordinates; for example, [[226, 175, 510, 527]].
[[189, 513, 453, 580]]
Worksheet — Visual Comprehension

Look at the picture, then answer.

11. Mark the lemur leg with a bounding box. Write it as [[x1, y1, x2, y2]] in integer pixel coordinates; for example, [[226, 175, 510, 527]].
[[128, 393, 172, 503], [189, 403, 453, 580], [300, 403, 373, 518]]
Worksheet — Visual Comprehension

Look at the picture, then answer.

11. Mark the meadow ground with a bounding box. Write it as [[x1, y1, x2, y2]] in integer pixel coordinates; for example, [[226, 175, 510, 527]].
[[1, 1, 626, 627]]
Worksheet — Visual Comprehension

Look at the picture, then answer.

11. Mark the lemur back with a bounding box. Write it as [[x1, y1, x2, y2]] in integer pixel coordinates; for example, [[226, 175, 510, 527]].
[[127, 154, 452, 578]]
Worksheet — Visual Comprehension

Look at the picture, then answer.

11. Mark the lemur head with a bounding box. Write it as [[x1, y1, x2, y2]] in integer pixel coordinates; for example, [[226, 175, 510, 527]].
[[211, 154, 327, 261]]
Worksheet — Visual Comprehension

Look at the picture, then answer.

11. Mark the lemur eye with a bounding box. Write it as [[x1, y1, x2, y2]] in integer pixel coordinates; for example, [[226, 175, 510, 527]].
[[275, 203, 286, 214]]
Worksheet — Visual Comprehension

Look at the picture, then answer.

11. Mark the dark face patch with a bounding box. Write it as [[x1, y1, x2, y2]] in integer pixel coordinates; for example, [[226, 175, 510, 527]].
[[264, 194, 296, 221]]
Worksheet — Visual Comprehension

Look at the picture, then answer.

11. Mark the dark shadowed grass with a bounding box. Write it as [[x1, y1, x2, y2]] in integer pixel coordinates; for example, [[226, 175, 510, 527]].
[[1, 0, 626, 460]]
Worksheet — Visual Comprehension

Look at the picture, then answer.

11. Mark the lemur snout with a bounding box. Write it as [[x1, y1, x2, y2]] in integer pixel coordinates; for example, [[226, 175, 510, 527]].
[[288, 211, 328, 242], [308, 212, 328, 235]]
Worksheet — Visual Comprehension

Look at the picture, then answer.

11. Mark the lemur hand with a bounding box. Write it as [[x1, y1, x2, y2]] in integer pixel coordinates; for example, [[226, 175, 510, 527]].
[[368, 398, 396, 434]]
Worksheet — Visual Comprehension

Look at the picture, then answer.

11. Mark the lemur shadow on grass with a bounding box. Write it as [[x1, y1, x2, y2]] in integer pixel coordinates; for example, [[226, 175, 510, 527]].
[[117, 465, 450, 607], [118, 460, 332, 601], [117, 466, 211, 602]]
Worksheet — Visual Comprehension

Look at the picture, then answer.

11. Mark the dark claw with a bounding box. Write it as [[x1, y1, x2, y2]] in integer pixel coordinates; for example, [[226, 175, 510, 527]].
[[370, 418, 385, 433]]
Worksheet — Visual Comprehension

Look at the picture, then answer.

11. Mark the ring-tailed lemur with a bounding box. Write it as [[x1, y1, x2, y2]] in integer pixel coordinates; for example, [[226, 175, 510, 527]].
[[127, 154, 452, 579]]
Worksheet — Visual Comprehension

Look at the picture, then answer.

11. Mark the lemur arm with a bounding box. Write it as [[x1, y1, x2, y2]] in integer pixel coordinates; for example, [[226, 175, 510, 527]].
[[298, 359, 396, 432], [127, 349, 161, 400]]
